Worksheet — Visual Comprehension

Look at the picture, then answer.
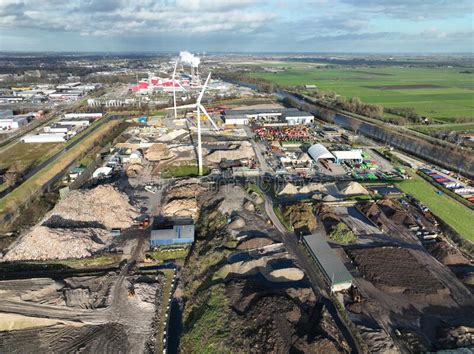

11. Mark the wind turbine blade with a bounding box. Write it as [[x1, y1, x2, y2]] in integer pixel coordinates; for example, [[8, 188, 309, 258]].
[[199, 104, 219, 130], [197, 72, 212, 104]]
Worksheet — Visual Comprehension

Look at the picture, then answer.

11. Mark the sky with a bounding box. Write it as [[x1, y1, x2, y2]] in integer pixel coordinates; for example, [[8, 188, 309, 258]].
[[0, 0, 472, 53]]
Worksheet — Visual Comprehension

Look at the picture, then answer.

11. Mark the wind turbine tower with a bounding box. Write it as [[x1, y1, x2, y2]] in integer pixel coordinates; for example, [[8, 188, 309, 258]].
[[168, 72, 217, 175]]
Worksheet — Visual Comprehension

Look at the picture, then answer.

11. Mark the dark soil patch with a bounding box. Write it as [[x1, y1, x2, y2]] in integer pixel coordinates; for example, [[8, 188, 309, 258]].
[[347, 246, 446, 296], [365, 84, 443, 90]]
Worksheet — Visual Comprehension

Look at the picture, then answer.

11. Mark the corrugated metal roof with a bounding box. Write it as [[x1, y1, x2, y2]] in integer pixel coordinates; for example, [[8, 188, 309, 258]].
[[308, 144, 335, 161], [303, 233, 353, 287]]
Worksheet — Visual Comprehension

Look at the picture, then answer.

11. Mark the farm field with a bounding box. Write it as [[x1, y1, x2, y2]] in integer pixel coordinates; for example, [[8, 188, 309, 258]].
[[396, 174, 474, 242], [248, 65, 474, 123]]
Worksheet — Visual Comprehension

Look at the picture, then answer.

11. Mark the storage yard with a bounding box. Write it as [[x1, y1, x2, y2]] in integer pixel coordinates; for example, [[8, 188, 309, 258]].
[[1, 53, 473, 354]]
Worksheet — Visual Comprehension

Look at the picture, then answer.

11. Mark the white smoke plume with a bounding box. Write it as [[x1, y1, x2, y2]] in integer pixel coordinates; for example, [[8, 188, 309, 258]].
[[179, 51, 200, 68]]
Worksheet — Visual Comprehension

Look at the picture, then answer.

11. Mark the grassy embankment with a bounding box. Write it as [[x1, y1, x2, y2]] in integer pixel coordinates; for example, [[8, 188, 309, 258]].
[[397, 174, 474, 242], [248, 65, 474, 123], [0, 120, 121, 215]]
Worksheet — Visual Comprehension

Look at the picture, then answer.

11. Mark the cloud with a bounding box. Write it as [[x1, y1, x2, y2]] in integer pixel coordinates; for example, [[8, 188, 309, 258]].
[[338, 0, 473, 19], [0, 0, 275, 37]]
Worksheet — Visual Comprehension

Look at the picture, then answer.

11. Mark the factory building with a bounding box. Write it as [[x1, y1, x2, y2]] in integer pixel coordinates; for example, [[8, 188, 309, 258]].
[[302, 233, 353, 292], [150, 223, 195, 247], [0, 114, 32, 130], [331, 150, 363, 164], [22, 133, 67, 143], [56, 120, 90, 127], [224, 108, 314, 126]]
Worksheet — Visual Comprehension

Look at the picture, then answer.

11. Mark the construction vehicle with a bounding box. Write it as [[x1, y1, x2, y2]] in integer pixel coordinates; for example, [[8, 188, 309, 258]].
[[139, 217, 150, 229]]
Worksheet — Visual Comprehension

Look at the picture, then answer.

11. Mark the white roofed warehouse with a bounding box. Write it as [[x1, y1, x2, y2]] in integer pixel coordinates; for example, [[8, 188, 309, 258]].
[[307, 144, 336, 161]]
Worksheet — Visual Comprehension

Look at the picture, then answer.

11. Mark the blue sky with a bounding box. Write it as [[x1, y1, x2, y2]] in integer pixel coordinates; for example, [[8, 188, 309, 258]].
[[0, 0, 472, 53]]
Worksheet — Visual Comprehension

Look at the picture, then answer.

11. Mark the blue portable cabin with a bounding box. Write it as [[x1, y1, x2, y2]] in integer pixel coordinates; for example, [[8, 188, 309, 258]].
[[150, 224, 195, 247]]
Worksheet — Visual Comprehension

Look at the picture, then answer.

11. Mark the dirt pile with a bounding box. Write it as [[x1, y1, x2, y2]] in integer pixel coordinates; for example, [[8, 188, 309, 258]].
[[348, 247, 448, 300], [144, 143, 175, 162], [237, 237, 274, 250], [224, 278, 347, 353], [2, 226, 111, 261], [162, 181, 205, 220], [126, 163, 143, 178], [425, 241, 471, 266], [284, 202, 317, 233], [48, 185, 138, 229], [205, 141, 255, 164], [361, 200, 417, 228]]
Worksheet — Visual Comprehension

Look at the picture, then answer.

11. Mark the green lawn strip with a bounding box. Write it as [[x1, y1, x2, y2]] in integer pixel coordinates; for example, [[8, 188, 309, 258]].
[[161, 164, 210, 178], [43, 254, 123, 268], [147, 247, 189, 262], [396, 174, 474, 242]]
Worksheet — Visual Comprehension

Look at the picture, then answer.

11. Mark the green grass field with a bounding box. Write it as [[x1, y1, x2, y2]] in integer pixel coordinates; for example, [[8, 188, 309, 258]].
[[397, 175, 474, 242], [0, 142, 63, 171], [410, 122, 474, 135], [248, 65, 474, 123]]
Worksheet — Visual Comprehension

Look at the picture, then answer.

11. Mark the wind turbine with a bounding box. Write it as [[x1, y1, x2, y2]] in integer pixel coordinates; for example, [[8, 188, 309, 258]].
[[167, 72, 218, 175]]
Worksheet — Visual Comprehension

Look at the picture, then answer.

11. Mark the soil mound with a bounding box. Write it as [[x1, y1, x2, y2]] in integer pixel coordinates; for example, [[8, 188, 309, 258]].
[[237, 237, 274, 250], [348, 247, 448, 300], [144, 143, 175, 162], [425, 242, 471, 266], [3, 226, 111, 261]]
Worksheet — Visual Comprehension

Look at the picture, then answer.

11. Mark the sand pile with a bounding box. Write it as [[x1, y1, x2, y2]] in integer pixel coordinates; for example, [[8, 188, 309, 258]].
[[205, 141, 255, 164], [267, 268, 304, 282], [49, 185, 138, 229], [279, 183, 329, 196], [338, 181, 369, 195], [3, 226, 111, 261], [144, 143, 175, 162]]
